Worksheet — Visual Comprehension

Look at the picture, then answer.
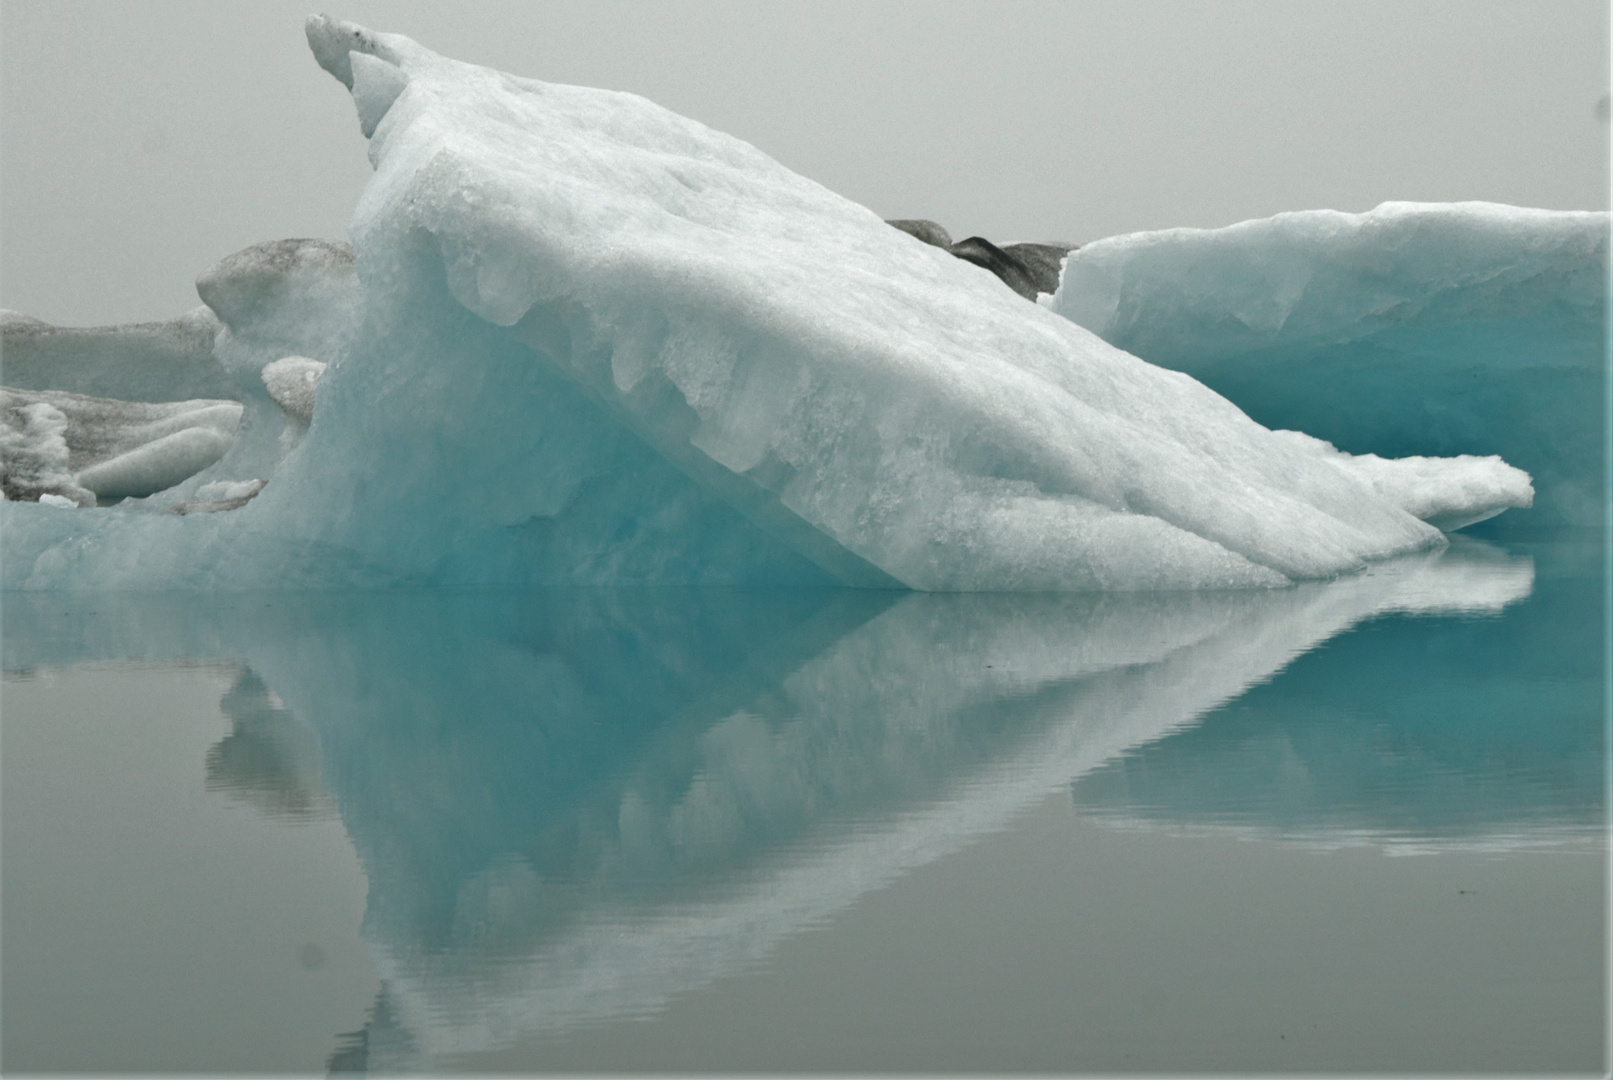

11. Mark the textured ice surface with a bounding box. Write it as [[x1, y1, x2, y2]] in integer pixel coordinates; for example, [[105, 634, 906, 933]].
[[261, 356, 325, 423], [1051, 203, 1607, 531], [1, 387, 241, 504], [260, 354, 326, 458], [188, 238, 363, 490], [1, 307, 234, 402], [0, 22, 1548, 590], [168, 478, 267, 516], [0, 398, 92, 506], [1269, 430, 1532, 532]]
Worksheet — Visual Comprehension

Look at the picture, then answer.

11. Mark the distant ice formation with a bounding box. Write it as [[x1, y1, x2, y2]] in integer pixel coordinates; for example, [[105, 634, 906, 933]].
[[1, 387, 241, 505], [0, 19, 1576, 590], [1050, 202, 1608, 531], [1, 307, 232, 402]]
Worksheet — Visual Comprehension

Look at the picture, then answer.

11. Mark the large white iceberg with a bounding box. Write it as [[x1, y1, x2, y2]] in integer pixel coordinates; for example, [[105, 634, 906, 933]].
[[0, 19, 1543, 591], [1050, 202, 1607, 532]]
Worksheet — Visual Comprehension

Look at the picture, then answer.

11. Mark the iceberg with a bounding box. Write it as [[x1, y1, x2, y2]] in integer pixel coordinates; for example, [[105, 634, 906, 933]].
[[0, 306, 233, 402], [0, 19, 1546, 590], [1049, 202, 1608, 532]]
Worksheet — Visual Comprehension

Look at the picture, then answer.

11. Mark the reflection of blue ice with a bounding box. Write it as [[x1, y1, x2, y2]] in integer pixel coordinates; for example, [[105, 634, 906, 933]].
[[1072, 539, 1605, 850], [0, 539, 1546, 1066]]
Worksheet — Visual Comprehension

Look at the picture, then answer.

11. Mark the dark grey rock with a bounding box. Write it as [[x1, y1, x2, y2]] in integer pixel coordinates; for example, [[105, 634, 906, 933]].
[[886, 220, 1076, 301], [886, 219, 954, 249]]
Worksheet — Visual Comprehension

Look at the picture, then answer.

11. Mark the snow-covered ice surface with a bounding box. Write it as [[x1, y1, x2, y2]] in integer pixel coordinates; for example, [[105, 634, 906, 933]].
[[0, 21, 1555, 590], [1050, 203, 1608, 533]]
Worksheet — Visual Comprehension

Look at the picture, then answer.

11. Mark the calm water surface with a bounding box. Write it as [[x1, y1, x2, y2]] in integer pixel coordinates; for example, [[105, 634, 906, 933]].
[[2, 536, 1606, 1074]]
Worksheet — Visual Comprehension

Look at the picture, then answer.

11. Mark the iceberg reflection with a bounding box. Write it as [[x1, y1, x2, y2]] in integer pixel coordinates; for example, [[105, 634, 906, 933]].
[[1071, 541, 1604, 851], [0, 540, 1554, 1068]]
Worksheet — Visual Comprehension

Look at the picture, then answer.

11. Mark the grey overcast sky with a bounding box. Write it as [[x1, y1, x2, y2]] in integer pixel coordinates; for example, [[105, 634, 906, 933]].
[[1, 0, 1607, 326]]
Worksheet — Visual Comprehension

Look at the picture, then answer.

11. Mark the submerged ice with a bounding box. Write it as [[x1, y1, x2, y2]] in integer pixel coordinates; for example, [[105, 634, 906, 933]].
[[0, 18, 1568, 591]]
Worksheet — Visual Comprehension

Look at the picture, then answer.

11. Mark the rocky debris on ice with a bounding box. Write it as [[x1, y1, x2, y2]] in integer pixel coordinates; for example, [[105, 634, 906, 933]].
[[0, 19, 1557, 591], [886, 218, 1074, 300], [0, 386, 241, 503], [1, 307, 234, 402]]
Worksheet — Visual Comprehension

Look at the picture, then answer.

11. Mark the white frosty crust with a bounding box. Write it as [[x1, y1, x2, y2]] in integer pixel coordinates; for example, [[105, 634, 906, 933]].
[[1269, 430, 1533, 531], [261, 356, 326, 423], [0, 307, 232, 402]]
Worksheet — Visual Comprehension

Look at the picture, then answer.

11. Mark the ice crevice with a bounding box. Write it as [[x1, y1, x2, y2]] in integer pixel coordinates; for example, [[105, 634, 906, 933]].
[[0, 16, 1570, 591]]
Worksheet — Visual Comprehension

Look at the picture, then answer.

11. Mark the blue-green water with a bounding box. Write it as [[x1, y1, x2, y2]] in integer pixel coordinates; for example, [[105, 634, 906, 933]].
[[1, 536, 1606, 1074]]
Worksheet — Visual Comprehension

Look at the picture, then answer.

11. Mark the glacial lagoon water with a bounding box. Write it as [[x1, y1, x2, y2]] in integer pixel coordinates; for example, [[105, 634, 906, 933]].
[[1, 536, 1606, 1074]]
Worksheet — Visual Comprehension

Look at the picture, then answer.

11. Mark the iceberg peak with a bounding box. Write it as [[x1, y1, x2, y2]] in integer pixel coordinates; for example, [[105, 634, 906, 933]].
[[306, 16, 415, 140], [304, 14, 404, 90]]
